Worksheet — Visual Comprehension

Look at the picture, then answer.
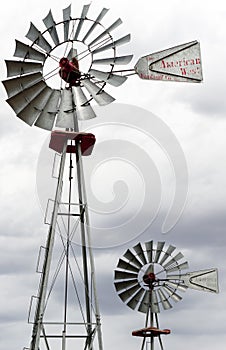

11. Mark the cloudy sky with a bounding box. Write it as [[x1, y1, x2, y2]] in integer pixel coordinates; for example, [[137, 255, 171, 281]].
[[0, 0, 226, 350]]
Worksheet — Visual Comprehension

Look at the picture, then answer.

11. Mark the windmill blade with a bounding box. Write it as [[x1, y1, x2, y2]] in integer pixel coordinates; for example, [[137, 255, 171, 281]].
[[63, 4, 71, 41], [145, 241, 154, 263], [26, 22, 52, 53], [35, 89, 61, 130], [159, 245, 176, 266], [82, 8, 109, 42], [43, 10, 60, 46], [164, 280, 188, 292], [89, 69, 127, 87], [74, 4, 91, 41], [162, 252, 185, 270], [114, 279, 138, 293], [17, 86, 52, 126], [55, 89, 75, 128], [177, 268, 219, 293], [138, 291, 149, 313], [133, 243, 148, 265], [123, 249, 143, 269], [117, 259, 140, 273], [154, 242, 165, 263], [5, 60, 43, 78], [67, 48, 78, 61], [14, 40, 46, 62], [114, 270, 137, 281], [82, 79, 115, 106], [89, 18, 122, 47], [72, 86, 97, 120], [157, 289, 172, 310], [127, 288, 145, 310], [93, 34, 131, 54], [118, 284, 142, 303], [2, 72, 43, 98], [162, 285, 182, 303], [151, 290, 160, 313], [166, 261, 189, 274], [93, 55, 133, 66], [6, 80, 47, 114]]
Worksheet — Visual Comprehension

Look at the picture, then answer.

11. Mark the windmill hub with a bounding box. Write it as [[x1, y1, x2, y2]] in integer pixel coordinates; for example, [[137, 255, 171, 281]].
[[143, 272, 157, 286]]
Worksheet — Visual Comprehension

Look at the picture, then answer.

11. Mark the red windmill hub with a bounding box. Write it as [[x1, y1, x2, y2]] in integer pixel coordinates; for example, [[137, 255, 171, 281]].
[[59, 56, 81, 87], [143, 272, 158, 287]]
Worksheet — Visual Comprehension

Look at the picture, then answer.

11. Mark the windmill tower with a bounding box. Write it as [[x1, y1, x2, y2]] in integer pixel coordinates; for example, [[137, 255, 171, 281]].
[[114, 240, 219, 350], [2, 3, 204, 350]]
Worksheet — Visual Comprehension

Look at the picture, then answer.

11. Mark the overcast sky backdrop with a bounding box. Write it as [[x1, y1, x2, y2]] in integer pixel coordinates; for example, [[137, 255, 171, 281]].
[[0, 0, 226, 350]]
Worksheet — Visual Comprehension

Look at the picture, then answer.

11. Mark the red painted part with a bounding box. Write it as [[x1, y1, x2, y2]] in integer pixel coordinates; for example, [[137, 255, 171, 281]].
[[143, 272, 156, 285], [132, 327, 171, 338], [49, 130, 96, 156], [59, 57, 81, 86]]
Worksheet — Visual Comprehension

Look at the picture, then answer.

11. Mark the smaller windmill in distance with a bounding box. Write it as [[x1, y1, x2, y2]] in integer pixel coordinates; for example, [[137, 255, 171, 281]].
[[114, 240, 219, 350]]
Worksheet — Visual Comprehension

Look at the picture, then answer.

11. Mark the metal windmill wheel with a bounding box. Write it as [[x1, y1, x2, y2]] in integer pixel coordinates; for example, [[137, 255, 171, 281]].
[[2, 4, 133, 130], [114, 240, 219, 350]]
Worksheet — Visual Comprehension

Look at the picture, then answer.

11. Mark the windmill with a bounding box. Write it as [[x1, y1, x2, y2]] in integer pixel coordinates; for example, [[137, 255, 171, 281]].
[[114, 240, 219, 350], [2, 3, 204, 350]]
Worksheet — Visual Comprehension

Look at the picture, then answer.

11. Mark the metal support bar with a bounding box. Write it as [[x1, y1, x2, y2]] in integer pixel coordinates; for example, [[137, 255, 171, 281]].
[[29, 143, 67, 350]]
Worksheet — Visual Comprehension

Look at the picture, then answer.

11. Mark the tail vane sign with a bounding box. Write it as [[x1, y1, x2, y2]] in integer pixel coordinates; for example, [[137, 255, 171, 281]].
[[135, 40, 203, 82]]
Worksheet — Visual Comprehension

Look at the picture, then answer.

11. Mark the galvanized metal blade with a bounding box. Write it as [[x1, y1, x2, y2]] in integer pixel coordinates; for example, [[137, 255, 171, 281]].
[[118, 284, 141, 303], [26, 22, 52, 53], [159, 245, 176, 266], [123, 249, 143, 269], [6, 80, 47, 114], [82, 79, 115, 106], [17, 86, 52, 126], [63, 4, 71, 41], [114, 279, 138, 293], [127, 288, 145, 310], [151, 290, 160, 313], [93, 55, 133, 66], [114, 270, 138, 281], [5, 60, 43, 78], [93, 34, 131, 54], [35, 89, 61, 130], [165, 261, 189, 274], [82, 8, 109, 42], [133, 242, 148, 265], [55, 89, 75, 128], [67, 48, 78, 61], [74, 4, 91, 41], [164, 280, 187, 292], [43, 10, 60, 46], [157, 289, 172, 310], [138, 291, 149, 313], [175, 268, 219, 293], [162, 285, 182, 303], [154, 242, 165, 263], [89, 69, 127, 87], [162, 252, 185, 270], [72, 86, 96, 120], [89, 18, 123, 46], [145, 241, 153, 263], [2, 72, 43, 98], [117, 258, 140, 273], [14, 40, 46, 62]]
